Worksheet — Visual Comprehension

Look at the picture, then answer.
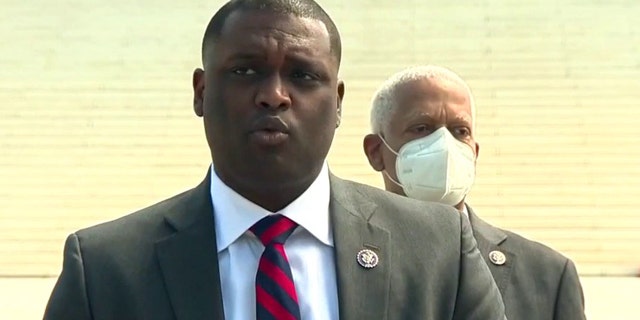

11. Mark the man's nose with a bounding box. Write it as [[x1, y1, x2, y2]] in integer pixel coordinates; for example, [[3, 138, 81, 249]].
[[255, 74, 292, 110]]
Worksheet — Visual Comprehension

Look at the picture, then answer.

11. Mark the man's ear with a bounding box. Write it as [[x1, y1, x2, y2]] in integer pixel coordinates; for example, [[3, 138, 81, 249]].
[[336, 80, 345, 128], [363, 134, 385, 171], [474, 141, 480, 164], [193, 68, 205, 117]]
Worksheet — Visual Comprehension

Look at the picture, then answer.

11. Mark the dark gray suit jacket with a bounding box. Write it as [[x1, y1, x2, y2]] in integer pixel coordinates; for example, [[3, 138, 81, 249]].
[[467, 205, 586, 320], [44, 173, 506, 320]]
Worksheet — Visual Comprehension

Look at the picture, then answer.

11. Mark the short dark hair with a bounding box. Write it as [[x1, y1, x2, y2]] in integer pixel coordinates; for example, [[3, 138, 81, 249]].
[[201, 0, 342, 67]]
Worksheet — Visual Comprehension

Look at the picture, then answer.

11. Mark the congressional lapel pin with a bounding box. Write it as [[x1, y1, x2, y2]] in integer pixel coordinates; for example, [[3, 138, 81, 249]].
[[356, 248, 379, 269], [489, 250, 507, 266]]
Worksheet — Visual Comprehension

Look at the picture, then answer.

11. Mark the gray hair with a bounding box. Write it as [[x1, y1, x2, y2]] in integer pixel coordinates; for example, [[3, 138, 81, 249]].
[[369, 65, 476, 134]]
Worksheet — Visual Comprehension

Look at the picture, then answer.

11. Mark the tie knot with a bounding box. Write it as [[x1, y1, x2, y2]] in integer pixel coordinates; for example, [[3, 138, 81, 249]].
[[251, 214, 298, 245]]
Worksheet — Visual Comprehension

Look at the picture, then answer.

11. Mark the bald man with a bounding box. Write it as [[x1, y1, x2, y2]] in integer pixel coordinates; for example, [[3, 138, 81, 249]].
[[363, 65, 586, 320]]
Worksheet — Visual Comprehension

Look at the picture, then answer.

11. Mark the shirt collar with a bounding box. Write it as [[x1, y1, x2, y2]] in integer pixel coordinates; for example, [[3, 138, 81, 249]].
[[210, 163, 333, 253], [460, 203, 469, 218]]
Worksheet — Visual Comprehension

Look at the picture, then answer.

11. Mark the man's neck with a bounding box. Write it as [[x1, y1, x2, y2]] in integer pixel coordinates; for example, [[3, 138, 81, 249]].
[[212, 163, 326, 212]]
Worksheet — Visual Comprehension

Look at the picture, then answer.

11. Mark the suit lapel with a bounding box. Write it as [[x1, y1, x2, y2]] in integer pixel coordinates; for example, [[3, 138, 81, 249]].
[[155, 172, 225, 320], [330, 175, 390, 320], [467, 205, 515, 296]]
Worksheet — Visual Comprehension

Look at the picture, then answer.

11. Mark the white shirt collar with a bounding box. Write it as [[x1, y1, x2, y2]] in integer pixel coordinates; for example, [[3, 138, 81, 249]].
[[210, 163, 333, 253]]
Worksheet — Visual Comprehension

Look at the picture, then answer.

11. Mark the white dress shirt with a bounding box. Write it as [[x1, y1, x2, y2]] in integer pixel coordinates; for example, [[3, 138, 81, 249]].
[[210, 163, 338, 320], [461, 204, 469, 218]]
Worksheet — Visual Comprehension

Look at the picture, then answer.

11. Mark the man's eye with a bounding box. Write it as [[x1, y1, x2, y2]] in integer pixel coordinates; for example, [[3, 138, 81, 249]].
[[454, 127, 471, 137], [292, 71, 316, 80], [231, 67, 257, 75], [411, 125, 431, 133]]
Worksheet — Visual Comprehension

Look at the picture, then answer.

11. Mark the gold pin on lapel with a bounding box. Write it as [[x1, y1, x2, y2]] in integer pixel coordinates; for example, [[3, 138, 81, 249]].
[[356, 249, 379, 269], [489, 250, 506, 266]]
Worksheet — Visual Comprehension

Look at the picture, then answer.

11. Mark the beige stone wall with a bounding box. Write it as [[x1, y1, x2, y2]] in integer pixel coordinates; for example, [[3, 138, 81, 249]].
[[1, 0, 639, 276]]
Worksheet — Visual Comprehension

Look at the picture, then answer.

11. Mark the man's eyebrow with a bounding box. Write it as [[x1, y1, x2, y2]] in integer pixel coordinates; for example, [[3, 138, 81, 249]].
[[452, 113, 472, 124], [285, 53, 330, 67]]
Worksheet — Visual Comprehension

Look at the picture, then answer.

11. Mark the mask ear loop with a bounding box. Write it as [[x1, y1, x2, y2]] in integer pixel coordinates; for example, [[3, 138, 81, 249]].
[[377, 134, 404, 188], [382, 170, 404, 188], [378, 134, 399, 156]]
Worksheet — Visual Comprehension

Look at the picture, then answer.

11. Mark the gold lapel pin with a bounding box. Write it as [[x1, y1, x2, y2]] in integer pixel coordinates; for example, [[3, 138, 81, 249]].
[[489, 250, 507, 266], [356, 249, 379, 269]]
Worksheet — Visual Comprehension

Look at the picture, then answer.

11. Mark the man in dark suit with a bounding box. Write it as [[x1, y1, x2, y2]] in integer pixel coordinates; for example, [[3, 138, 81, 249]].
[[44, 2, 506, 319], [363, 65, 586, 320]]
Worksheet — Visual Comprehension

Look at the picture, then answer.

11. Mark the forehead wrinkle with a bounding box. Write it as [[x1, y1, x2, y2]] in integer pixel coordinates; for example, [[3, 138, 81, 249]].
[[261, 25, 317, 42], [219, 23, 332, 65]]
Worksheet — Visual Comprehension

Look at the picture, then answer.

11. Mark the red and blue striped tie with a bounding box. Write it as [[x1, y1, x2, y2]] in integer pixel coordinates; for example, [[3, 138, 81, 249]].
[[251, 215, 301, 320]]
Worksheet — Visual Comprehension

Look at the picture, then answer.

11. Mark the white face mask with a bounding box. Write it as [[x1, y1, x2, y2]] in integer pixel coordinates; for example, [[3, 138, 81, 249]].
[[380, 127, 476, 206]]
